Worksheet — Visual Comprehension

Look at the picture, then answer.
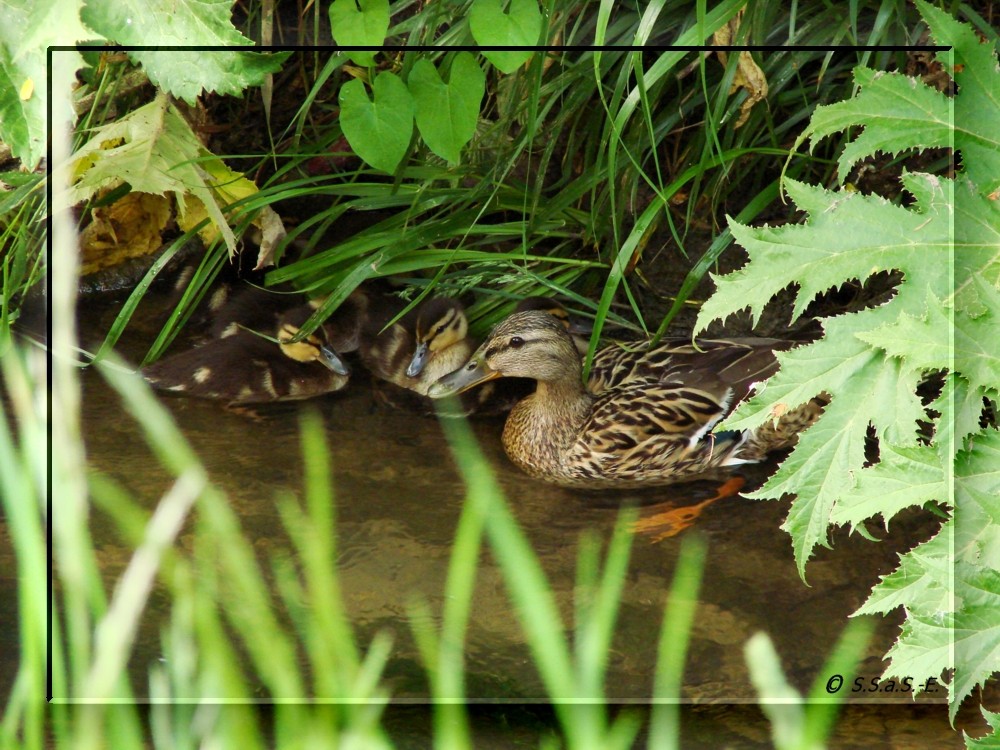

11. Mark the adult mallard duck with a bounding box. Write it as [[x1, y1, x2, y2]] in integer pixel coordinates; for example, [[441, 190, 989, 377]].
[[428, 309, 823, 489], [143, 301, 350, 405]]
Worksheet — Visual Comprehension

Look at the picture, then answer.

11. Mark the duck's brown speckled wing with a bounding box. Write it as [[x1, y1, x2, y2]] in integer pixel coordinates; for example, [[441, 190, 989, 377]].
[[142, 332, 347, 404]]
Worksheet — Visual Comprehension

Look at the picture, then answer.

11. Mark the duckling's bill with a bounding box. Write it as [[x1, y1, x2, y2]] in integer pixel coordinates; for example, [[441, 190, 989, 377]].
[[427, 356, 500, 398], [319, 345, 351, 375], [406, 341, 430, 377]]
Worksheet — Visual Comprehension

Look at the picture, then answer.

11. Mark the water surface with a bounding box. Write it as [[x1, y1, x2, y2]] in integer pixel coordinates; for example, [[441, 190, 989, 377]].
[[71, 291, 960, 745]]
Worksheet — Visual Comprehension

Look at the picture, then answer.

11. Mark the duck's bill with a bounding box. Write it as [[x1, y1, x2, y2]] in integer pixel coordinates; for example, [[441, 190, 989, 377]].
[[428, 357, 500, 398], [319, 345, 351, 376], [567, 318, 592, 337], [406, 342, 430, 378]]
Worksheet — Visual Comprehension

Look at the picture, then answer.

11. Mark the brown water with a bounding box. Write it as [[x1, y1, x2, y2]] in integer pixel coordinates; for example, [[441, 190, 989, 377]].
[[66, 291, 970, 746]]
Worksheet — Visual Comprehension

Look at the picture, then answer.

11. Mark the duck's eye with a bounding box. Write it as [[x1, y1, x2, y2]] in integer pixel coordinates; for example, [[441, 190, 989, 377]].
[[509, 336, 525, 349], [436, 324, 447, 335]]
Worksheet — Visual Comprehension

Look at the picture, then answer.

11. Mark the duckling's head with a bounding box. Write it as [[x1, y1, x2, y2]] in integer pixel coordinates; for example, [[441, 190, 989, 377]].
[[277, 309, 350, 375], [406, 297, 469, 377], [428, 310, 580, 397]]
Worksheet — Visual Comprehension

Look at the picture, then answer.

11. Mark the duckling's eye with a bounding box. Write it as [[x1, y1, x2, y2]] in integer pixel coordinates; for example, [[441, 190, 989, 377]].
[[436, 324, 447, 335], [509, 336, 525, 349]]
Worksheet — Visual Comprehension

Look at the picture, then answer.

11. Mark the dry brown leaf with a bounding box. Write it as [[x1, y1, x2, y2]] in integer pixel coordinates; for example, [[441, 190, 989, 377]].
[[79, 192, 173, 276], [712, 11, 769, 128]]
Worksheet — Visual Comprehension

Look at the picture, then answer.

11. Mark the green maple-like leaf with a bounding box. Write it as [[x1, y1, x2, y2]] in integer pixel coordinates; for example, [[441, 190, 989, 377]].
[[698, 4, 1000, 719], [917, 0, 1000, 195], [695, 177, 951, 331], [81, 0, 286, 104], [831, 444, 946, 529], [0, 0, 92, 168], [57, 92, 237, 252], [797, 0, 1000, 195], [931, 375, 988, 460], [800, 66, 952, 183], [855, 526, 954, 618]]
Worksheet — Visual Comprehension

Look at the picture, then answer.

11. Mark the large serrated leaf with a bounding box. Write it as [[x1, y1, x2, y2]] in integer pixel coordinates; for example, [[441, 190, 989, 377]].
[[952, 572, 1000, 721], [695, 178, 951, 332], [854, 289, 951, 371], [408, 53, 485, 164], [801, 66, 951, 183], [932, 374, 989, 460], [80, 0, 285, 104], [955, 276, 1000, 395], [916, 0, 1000, 195], [831, 444, 946, 528], [0, 0, 90, 168], [855, 526, 954, 617], [698, 0, 1000, 724], [950, 430, 1000, 719]]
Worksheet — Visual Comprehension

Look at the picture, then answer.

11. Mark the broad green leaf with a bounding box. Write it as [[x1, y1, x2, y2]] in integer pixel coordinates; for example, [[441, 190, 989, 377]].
[[130, 51, 289, 104], [879, 608, 954, 694], [855, 290, 951, 372], [338, 72, 414, 174], [800, 66, 951, 184], [57, 92, 236, 252], [740, 340, 925, 575], [931, 374, 990, 460], [917, 0, 1000, 195], [0, 0, 90, 168], [698, 1, 1000, 721], [951, 431, 1000, 719], [469, 0, 542, 73], [964, 708, 1000, 748], [953, 177, 1000, 317], [408, 54, 485, 164], [956, 431, 1000, 572], [855, 526, 954, 618], [725, 323, 925, 447], [328, 0, 389, 67], [695, 178, 951, 332], [952, 572, 1000, 720], [831, 444, 946, 528], [81, 0, 285, 103], [955, 279, 1000, 397]]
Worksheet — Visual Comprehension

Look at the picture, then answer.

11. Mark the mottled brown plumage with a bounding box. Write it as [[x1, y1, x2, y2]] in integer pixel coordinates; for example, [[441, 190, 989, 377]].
[[429, 310, 824, 488], [143, 302, 350, 405]]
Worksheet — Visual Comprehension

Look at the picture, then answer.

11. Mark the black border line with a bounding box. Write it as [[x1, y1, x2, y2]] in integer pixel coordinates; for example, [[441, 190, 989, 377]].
[[46, 37, 950, 711]]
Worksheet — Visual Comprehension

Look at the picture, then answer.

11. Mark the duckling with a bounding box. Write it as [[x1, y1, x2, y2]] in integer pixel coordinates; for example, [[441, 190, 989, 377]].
[[428, 309, 824, 489], [359, 295, 587, 416], [142, 302, 350, 405], [361, 296, 472, 395], [359, 296, 505, 415]]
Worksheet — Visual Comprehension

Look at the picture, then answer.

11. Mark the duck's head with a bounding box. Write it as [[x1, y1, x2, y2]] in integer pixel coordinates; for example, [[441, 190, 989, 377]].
[[428, 310, 579, 397], [277, 308, 350, 375], [406, 297, 469, 377], [514, 296, 591, 348]]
